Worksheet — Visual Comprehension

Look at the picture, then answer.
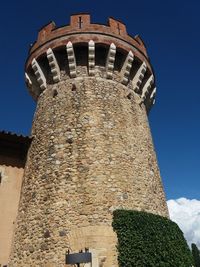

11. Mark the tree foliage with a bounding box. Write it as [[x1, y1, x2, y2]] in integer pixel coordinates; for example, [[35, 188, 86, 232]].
[[112, 209, 193, 267], [192, 243, 200, 267]]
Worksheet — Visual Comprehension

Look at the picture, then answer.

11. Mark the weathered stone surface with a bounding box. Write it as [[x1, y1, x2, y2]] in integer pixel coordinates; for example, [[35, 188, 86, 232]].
[[9, 70, 168, 266], [9, 14, 168, 267]]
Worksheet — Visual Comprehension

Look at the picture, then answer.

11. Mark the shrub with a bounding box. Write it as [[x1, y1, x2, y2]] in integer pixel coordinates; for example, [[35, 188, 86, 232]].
[[112, 209, 193, 267], [192, 243, 200, 267]]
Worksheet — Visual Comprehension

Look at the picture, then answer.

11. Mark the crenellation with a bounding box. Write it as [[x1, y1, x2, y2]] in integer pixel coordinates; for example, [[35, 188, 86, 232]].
[[30, 14, 147, 58], [25, 15, 156, 111], [37, 21, 56, 43], [108, 17, 127, 35], [70, 14, 91, 29]]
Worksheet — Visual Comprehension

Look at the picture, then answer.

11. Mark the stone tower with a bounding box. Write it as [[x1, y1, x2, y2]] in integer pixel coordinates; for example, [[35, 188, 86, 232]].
[[9, 14, 168, 267]]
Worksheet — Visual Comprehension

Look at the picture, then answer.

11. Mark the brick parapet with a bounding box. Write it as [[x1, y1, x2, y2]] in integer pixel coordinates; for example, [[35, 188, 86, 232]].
[[28, 14, 147, 59]]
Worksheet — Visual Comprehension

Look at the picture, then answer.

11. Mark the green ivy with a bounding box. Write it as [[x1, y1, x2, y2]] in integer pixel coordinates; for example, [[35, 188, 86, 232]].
[[112, 210, 193, 267]]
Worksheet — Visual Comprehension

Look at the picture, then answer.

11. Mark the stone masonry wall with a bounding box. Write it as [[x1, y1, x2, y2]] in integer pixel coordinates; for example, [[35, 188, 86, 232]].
[[9, 68, 168, 266]]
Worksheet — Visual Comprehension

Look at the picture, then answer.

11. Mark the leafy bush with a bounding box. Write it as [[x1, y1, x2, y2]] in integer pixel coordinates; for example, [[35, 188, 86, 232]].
[[192, 243, 200, 267], [112, 209, 193, 267]]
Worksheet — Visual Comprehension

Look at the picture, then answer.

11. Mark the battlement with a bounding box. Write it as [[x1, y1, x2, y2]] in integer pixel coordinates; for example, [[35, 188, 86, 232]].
[[25, 14, 156, 112], [29, 14, 147, 56]]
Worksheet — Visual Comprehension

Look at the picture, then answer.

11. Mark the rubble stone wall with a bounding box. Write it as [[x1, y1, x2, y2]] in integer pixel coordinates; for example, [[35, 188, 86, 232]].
[[9, 70, 168, 266]]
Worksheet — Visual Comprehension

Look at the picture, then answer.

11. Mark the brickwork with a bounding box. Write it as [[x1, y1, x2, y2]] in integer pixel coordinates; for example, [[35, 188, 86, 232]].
[[9, 14, 168, 267]]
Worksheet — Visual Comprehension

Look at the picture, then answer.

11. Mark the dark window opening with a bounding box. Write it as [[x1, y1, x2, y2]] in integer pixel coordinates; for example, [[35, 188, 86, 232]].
[[95, 45, 108, 67], [78, 16, 83, 29], [129, 57, 142, 80], [114, 50, 127, 72], [74, 45, 88, 66]]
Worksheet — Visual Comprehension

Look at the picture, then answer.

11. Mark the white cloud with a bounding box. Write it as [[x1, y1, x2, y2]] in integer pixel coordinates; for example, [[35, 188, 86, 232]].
[[167, 198, 200, 249]]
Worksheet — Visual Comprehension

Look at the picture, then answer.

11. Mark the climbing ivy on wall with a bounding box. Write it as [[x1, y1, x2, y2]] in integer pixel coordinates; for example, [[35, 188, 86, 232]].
[[112, 209, 193, 267]]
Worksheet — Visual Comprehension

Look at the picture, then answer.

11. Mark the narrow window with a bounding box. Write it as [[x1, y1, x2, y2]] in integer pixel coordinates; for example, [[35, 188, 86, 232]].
[[78, 16, 83, 29], [117, 23, 121, 35]]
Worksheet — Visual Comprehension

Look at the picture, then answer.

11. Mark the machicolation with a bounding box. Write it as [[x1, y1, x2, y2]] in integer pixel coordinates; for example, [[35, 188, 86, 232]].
[[25, 14, 156, 113]]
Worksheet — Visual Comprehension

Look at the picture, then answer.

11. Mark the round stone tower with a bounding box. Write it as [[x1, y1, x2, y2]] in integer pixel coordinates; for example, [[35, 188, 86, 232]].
[[9, 14, 168, 267]]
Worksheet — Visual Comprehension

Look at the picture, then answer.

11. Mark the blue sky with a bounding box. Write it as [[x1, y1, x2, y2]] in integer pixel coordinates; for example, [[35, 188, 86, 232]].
[[0, 0, 199, 201]]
